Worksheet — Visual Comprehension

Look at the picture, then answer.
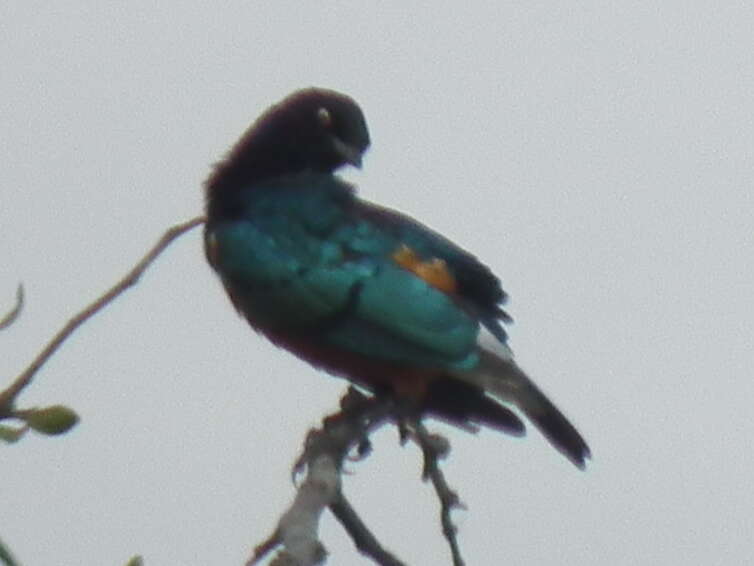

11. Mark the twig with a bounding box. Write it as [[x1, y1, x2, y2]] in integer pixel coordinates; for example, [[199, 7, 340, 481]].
[[0, 284, 24, 331], [0, 216, 205, 415], [248, 389, 402, 566], [250, 455, 335, 566], [329, 492, 405, 566], [412, 420, 465, 566]]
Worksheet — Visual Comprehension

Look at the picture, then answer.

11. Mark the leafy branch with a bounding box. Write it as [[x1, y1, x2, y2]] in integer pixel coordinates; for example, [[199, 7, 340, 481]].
[[0, 215, 205, 441]]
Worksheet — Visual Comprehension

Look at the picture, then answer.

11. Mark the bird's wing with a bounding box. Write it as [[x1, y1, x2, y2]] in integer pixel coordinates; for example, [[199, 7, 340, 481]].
[[350, 202, 590, 467], [207, 180, 484, 369], [354, 201, 512, 340]]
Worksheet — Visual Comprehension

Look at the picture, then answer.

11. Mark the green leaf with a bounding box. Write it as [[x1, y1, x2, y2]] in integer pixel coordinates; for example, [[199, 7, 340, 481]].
[[123, 556, 143, 566], [0, 425, 26, 444], [21, 405, 79, 435], [0, 536, 19, 566]]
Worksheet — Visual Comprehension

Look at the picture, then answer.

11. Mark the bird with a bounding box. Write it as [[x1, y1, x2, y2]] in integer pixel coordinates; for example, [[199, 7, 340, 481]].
[[203, 87, 590, 469]]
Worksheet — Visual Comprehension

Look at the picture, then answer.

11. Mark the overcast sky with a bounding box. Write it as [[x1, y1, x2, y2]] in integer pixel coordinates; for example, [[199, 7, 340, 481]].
[[2, 3, 754, 565]]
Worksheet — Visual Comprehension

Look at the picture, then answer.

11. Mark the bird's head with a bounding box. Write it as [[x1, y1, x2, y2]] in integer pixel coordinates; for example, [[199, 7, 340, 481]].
[[207, 88, 371, 194], [269, 87, 371, 171]]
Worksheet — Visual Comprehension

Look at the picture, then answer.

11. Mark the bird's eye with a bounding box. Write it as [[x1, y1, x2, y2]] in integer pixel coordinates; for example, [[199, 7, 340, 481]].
[[316, 107, 332, 127]]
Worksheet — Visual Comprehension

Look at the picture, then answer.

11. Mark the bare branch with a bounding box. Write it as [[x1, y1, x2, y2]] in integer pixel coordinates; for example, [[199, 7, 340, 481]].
[[250, 455, 335, 566], [329, 492, 405, 566], [0, 284, 24, 331], [0, 216, 204, 415], [249, 389, 402, 566], [412, 420, 466, 566]]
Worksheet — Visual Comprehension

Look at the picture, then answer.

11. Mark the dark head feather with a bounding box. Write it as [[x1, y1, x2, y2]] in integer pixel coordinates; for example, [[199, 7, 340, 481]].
[[205, 88, 370, 201]]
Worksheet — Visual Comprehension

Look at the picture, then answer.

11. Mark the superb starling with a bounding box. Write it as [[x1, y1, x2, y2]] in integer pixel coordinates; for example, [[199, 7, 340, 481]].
[[204, 88, 590, 468]]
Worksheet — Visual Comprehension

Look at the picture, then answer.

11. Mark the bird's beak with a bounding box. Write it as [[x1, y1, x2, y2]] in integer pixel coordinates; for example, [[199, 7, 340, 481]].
[[332, 137, 364, 169]]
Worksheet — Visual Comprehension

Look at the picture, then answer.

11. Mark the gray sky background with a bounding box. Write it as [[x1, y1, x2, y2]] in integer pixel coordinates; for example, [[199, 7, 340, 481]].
[[2, 3, 753, 565]]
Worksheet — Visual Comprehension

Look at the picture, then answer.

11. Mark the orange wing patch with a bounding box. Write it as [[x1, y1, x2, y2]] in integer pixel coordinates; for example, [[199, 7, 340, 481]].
[[391, 244, 458, 294]]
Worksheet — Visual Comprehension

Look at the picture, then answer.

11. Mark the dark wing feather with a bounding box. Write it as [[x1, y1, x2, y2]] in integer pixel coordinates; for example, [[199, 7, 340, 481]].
[[355, 201, 511, 340]]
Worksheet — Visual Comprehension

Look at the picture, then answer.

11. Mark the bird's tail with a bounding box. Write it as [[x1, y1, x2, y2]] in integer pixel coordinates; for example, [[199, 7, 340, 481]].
[[455, 350, 591, 469]]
